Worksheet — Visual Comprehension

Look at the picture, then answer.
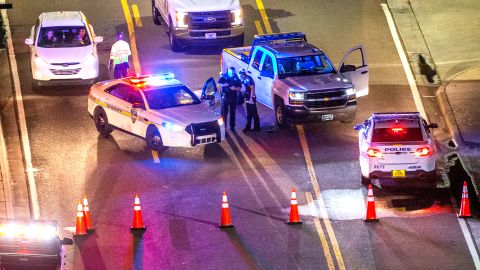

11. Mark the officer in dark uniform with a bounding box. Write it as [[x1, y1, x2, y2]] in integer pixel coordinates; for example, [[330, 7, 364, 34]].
[[218, 67, 242, 131], [239, 69, 260, 132]]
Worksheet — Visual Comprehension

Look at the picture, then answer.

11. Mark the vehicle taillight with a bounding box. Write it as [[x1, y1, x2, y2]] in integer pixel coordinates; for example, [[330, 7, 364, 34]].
[[367, 148, 383, 158], [415, 147, 430, 157], [391, 127, 403, 133]]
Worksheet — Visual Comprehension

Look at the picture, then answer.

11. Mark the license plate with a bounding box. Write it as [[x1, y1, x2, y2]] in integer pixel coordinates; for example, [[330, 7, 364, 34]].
[[321, 114, 334, 121], [205, 33, 217, 39], [392, 170, 406, 178]]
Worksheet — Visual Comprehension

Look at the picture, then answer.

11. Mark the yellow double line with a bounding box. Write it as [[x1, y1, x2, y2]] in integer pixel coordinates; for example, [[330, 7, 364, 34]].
[[254, 1, 345, 269]]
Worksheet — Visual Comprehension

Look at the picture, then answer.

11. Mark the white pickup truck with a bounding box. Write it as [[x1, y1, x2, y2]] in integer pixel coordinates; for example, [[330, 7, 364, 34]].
[[152, 0, 244, 51], [221, 32, 369, 127]]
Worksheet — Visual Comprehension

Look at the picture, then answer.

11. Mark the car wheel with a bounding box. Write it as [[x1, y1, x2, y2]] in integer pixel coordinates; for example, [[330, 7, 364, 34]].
[[146, 125, 166, 152], [168, 18, 181, 52], [152, 1, 161, 25], [361, 175, 371, 185], [93, 107, 113, 136], [237, 33, 244, 47], [275, 100, 288, 128], [31, 80, 40, 90]]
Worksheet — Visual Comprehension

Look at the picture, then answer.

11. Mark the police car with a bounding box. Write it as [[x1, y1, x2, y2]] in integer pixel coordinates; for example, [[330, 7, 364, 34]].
[[0, 220, 73, 269], [88, 73, 225, 151], [354, 112, 438, 187]]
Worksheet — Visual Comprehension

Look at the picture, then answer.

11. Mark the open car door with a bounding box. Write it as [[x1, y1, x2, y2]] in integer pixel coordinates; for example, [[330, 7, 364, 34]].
[[338, 45, 369, 98]]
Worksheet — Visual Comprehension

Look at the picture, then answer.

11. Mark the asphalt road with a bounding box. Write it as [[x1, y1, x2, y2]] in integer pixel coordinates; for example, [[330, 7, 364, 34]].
[[5, 0, 476, 269]]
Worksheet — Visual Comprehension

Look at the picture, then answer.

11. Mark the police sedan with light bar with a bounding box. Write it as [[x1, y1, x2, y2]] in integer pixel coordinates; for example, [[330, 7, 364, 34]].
[[88, 73, 225, 151], [354, 112, 438, 187]]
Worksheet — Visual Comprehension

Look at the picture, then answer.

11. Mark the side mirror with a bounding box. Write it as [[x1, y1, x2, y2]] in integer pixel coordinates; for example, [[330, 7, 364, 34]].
[[340, 64, 356, 73], [428, 123, 438, 129], [25, 38, 34, 45], [260, 70, 274, 79], [94, 36, 104, 43], [132, 102, 145, 110], [61, 237, 74, 245], [354, 124, 363, 131]]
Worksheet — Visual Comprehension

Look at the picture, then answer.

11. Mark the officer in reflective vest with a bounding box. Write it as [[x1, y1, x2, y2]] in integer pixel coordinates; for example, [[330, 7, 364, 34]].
[[109, 32, 131, 79]]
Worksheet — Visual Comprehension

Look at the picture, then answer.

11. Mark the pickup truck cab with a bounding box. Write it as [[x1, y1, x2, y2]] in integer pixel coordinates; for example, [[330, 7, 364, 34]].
[[152, 0, 244, 51], [221, 32, 369, 127]]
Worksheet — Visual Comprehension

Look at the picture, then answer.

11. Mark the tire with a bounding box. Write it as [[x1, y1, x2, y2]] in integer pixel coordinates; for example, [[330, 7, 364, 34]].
[[168, 18, 181, 52], [146, 125, 166, 152], [341, 116, 355, 124], [361, 175, 371, 185], [237, 33, 244, 47], [275, 99, 288, 128], [93, 107, 113, 136], [152, 1, 161, 25], [31, 79, 40, 91]]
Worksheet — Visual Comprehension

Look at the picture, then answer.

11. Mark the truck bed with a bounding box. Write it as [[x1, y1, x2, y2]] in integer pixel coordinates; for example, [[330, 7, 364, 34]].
[[223, 46, 252, 64]]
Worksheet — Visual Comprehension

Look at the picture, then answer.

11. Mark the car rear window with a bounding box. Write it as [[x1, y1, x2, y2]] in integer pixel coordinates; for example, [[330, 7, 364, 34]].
[[372, 127, 424, 142]]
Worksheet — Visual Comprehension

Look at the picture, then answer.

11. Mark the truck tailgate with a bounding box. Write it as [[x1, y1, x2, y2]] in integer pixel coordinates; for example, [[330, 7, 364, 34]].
[[222, 47, 250, 73]]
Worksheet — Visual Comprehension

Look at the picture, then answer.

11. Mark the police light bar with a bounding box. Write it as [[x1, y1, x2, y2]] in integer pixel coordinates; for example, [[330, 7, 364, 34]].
[[127, 73, 175, 86], [0, 220, 59, 241], [373, 112, 420, 122], [252, 32, 307, 47]]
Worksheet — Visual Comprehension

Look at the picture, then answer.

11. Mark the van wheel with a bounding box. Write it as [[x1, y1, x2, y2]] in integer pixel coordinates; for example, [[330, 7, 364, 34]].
[[361, 175, 371, 185], [275, 100, 288, 128], [168, 18, 181, 52], [146, 125, 166, 152], [152, 1, 161, 25], [93, 107, 113, 136]]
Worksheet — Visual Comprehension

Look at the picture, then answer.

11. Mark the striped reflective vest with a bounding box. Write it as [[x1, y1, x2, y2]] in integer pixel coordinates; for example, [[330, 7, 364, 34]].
[[110, 40, 131, 66]]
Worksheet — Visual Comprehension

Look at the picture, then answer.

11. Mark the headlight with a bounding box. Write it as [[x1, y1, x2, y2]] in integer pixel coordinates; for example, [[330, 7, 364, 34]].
[[34, 53, 48, 65], [288, 91, 305, 100], [176, 11, 188, 28], [162, 122, 183, 132], [345, 87, 356, 96], [231, 8, 243, 26], [217, 117, 224, 126]]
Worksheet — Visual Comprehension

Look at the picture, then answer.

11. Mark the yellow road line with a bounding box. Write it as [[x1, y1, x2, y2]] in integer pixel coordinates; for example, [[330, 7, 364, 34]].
[[120, 0, 141, 74], [131, 4, 143, 27], [151, 150, 160, 163], [297, 125, 346, 270], [255, 0, 273, 34], [306, 192, 335, 270], [254, 20, 264, 35]]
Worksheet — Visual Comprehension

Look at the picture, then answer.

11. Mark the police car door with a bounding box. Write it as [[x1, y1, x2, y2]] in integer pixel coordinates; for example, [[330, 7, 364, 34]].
[[258, 53, 275, 108], [338, 45, 369, 98], [105, 84, 131, 130], [126, 88, 147, 137], [248, 49, 265, 105]]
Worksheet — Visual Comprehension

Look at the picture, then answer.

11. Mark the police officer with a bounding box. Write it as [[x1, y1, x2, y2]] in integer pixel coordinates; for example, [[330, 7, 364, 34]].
[[109, 32, 131, 79], [218, 67, 242, 131], [239, 69, 260, 132]]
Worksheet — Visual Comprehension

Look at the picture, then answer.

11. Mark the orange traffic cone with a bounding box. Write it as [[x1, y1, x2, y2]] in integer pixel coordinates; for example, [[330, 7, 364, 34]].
[[364, 184, 379, 222], [219, 192, 234, 228], [83, 195, 94, 232], [131, 193, 146, 231], [287, 188, 302, 224], [74, 201, 87, 236], [459, 181, 472, 218]]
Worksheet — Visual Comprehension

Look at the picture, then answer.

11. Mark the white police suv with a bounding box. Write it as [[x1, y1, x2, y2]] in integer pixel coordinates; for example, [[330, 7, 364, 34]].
[[354, 112, 438, 187], [88, 73, 225, 151]]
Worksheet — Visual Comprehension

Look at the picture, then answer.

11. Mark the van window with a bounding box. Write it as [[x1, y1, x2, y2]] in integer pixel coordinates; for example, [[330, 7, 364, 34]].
[[251, 50, 264, 70]]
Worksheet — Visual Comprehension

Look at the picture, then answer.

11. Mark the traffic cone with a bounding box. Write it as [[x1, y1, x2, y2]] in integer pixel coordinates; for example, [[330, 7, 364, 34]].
[[74, 201, 87, 236], [219, 192, 234, 228], [131, 193, 146, 231], [458, 181, 472, 218], [364, 184, 379, 222], [82, 195, 94, 232], [287, 188, 302, 224]]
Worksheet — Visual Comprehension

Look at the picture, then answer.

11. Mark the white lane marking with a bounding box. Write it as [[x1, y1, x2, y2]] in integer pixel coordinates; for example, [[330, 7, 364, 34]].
[[382, 3, 480, 266], [306, 192, 335, 270], [0, 115, 14, 218], [1, 8, 40, 219], [381, 3, 427, 120], [151, 150, 160, 163], [458, 218, 480, 269]]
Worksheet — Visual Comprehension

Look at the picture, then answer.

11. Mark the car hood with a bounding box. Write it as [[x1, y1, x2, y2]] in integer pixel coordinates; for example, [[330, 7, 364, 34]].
[[35, 46, 93, 64], [278, 73, 353, 91], [150, 103, 219, 126], [173, 0, 240, 12]]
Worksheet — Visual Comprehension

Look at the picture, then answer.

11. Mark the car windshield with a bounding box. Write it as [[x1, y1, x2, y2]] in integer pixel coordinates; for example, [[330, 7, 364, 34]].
[[37, 26, 91, 48], [144, 85, 201, 110], [277, 54, 335, 78], [372, 127, 424, 142]]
